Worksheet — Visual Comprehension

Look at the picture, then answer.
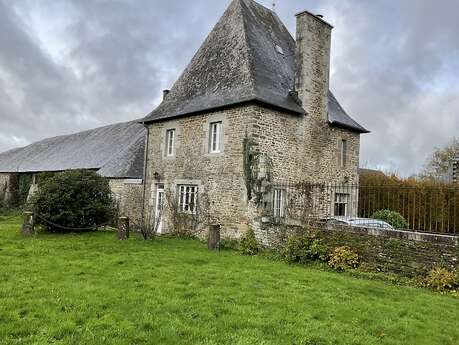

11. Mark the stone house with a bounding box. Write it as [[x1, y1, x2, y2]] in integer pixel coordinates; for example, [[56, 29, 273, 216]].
[[141, 0, 368, 237], [0, 121, 146, 222]]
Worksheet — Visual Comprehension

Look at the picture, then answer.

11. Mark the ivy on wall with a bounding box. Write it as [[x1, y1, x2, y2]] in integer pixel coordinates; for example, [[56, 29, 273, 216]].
[[243, 134, 273, 206]]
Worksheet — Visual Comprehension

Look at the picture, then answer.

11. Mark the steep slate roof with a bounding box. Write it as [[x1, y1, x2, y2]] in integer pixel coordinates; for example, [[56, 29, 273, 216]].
[[0, 121, 146, 179], [143, 0, 367, 133]]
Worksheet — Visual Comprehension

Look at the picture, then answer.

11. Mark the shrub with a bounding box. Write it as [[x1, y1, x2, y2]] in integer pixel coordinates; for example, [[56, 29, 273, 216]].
[[425, 267, 458, 291], [371, 209, 408, 229], [240, 228, 259, 255], [281, 231, 328, 264], [328, 246, 359, 271], [219, 238, 240, 251], [29, 170, 116, 233]]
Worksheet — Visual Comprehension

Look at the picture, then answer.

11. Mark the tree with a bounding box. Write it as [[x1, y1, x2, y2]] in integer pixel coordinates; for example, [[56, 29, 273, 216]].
[[422, 138, 459, 180], [29, 170, 117, 232]]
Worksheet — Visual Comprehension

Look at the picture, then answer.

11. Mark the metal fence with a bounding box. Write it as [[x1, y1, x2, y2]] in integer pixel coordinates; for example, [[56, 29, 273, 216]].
[[267, 182, 459, 235]]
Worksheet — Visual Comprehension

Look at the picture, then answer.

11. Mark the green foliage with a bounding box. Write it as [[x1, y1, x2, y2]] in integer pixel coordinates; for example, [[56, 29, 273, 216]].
[[18, 173, 33, 206], [240, 228, 259, 255], [219, 238, 240, 251], [425, 267, 458, 291], [328, 246, 360, 271], [281, 231, 328, 264], [29, 170, 116, 233], [422, 137, 459, 180], [371, 209, 409, 229]]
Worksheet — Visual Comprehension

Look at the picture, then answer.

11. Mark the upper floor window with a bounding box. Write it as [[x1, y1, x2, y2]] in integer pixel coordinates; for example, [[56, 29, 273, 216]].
[[178, 184, 198, 214], [166, 129, 175, 157], [209, 121, 222, 153], [339, 139, 348, 168]]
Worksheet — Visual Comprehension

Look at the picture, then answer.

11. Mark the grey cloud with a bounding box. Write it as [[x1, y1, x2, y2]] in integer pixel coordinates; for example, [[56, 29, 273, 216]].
[[0, 0, 458, 176]]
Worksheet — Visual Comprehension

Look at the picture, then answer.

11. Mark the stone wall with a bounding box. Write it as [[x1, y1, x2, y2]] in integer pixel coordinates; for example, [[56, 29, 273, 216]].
[[144, 102, 360, 238], [255, 222, 459, 277], [109, 179, 144, 225], [0, 173, 19, 206]]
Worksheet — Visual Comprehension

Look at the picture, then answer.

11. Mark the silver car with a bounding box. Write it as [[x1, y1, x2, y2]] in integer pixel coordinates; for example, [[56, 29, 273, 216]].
[[324, 217, 394, 230]]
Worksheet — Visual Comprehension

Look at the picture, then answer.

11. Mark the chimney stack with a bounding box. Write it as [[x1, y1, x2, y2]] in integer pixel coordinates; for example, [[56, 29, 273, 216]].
[[295, 11, 333, 122]]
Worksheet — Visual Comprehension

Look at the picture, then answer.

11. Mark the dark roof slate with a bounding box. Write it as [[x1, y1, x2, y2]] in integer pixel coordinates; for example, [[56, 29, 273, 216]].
[[0, 121, 146, 179], [143, 0, 367, 133]]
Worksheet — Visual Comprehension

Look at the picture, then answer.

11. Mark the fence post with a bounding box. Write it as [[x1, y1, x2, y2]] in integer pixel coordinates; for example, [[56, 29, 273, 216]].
[[118, 216, 130, 240], [21, 211, 34, 236], [208, 224, 221, 251]]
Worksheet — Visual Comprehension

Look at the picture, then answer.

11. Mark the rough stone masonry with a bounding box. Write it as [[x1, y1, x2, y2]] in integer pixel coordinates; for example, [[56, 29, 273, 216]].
[[141, 0, 367, 238]]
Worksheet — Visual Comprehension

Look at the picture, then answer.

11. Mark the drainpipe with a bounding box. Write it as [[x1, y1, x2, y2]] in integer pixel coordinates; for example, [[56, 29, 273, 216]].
[[140, 121, 150, 231]]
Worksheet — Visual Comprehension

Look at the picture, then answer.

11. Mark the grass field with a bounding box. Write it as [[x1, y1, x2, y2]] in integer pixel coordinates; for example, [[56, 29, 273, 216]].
[[0, 216, 458, 345]]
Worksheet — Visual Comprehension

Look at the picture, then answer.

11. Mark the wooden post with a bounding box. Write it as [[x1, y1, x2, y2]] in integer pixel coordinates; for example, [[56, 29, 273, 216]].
[[21, 211, 34, 236], [118, 217, 130, 240], [208, 224, 221, 250]]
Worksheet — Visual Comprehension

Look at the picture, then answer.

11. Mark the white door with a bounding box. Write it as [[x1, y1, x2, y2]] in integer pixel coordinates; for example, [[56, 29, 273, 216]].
[[155, 184, 165, 234]]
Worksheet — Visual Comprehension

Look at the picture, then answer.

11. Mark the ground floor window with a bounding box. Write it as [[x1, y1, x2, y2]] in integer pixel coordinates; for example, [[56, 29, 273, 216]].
[[273, 188, 286, 218], [334, 193, 349, 216], [178, 185, 198, 214]]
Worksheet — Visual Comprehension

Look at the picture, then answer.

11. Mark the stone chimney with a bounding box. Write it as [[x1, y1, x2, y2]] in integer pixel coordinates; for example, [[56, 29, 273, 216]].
[[295, 10, 333, 122]]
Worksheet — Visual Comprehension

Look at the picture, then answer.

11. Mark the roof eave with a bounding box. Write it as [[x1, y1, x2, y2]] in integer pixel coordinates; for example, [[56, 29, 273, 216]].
[[329, 121, 370, 134], [142, 97, 306, 124]]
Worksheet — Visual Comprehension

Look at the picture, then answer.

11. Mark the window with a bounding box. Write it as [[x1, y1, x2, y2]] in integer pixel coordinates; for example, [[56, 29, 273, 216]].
[[334, 193, 349, 217], [273, 188, 285, 218], [209, 121, 222, 153], [339, 139, 348, 168], [178, 185, 198, 214], [166, 129, 175, 157]]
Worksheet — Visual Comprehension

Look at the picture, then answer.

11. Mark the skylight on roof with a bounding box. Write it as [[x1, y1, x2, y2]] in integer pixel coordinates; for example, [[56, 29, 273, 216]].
[[275, 44, 284, 55]]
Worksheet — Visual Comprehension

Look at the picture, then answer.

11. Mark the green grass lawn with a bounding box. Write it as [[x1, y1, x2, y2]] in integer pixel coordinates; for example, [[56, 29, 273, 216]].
[[0, 216, 458, 345]]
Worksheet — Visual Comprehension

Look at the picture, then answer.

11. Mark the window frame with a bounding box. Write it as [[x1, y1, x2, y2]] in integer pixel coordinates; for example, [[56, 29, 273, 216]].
[[334, 192, 349, 217], [177, 184, 198, 214], [209, 121, 222, 154], [340, 139, 348, 168], [165, 129, 176, 157], [273, 188, 286, 219]]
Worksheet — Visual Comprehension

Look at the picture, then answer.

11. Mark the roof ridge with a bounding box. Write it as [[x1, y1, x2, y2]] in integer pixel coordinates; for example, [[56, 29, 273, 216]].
[[238, 0, 258, 98]]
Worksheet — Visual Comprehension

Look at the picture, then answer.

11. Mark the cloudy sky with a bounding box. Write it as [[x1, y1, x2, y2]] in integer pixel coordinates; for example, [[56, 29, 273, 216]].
[[0, 0, 458, 176]]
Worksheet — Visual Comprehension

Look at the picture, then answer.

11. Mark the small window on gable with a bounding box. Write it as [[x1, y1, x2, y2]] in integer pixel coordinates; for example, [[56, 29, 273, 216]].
[[339, 139, 348, 168], [209, 121, 222, 153], [166, 129, 175, 157]]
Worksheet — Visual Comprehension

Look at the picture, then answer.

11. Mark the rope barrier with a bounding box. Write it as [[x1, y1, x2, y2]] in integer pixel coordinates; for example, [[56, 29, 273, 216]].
[[36, 214, 111, 231]]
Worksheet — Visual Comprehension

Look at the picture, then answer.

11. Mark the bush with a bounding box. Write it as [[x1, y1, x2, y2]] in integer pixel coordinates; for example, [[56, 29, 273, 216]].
[[219, 238, 240, 251], [371, 209, 408, 229], [29, 170, 116, 233], [425, 267, 458, 291], [240, 228, 259, 255], [281, 231, 328, 264], [328, 246, 359, 271]]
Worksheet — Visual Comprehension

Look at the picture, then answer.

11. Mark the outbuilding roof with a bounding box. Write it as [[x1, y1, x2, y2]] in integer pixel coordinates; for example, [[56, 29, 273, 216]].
[[0, 121, 146, 179], [143, 0, 368, 133]]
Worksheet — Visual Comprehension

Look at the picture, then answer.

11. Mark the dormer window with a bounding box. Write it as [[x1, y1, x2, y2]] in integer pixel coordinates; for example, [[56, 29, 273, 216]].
[[209, 121, 222, 153], [166, 129, 175, 157]]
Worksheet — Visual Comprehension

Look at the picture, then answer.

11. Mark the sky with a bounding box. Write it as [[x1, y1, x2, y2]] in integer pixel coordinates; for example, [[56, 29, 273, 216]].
[[0, 0, 458, 177]]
